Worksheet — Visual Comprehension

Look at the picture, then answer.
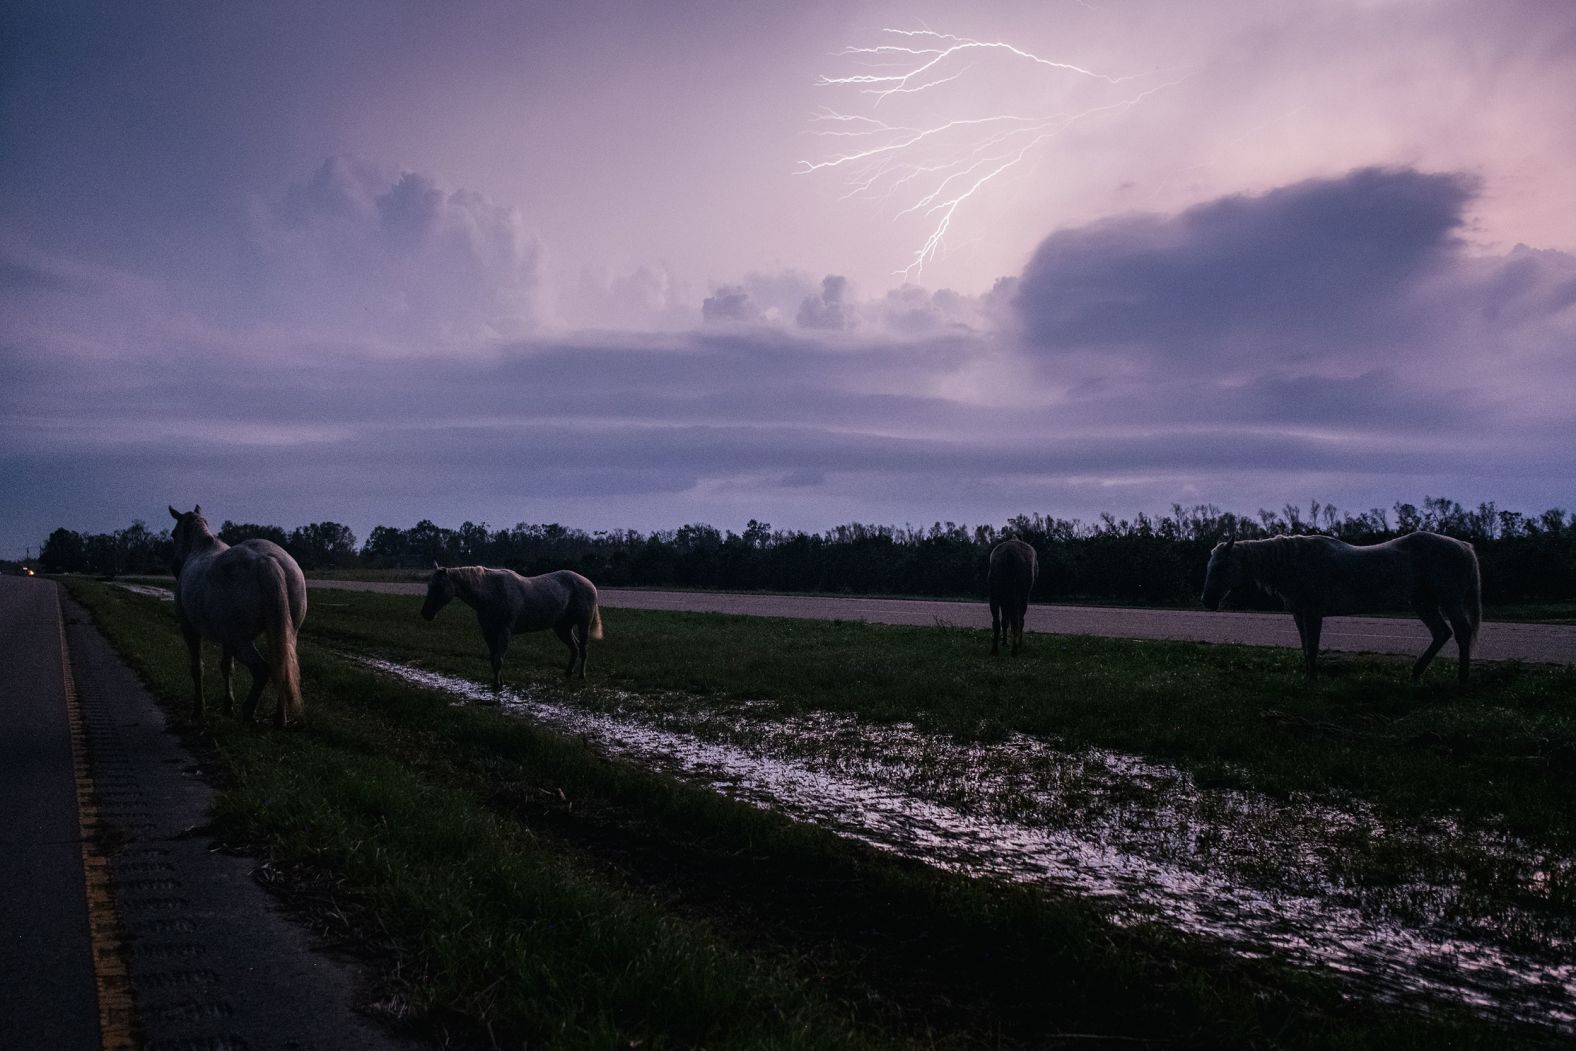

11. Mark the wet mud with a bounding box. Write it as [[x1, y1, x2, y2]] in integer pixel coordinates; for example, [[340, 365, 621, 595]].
[[358, 655, 1575, 1035]]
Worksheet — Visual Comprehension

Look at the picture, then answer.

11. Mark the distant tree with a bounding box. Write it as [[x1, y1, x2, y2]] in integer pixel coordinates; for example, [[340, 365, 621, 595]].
[[406, 520, 457, 566], [42, 495, 1576, 606], [287, 521, 359, 569], [218, 520, 289, 547], [1393, 502, 1422, 533], [362, 525, 410, 568], [455, 521, 491, 563], [83, 531, 126, 578], [116, 520, 170, 573], [40, 528, 87, 573], [741, 519, 772, 550]]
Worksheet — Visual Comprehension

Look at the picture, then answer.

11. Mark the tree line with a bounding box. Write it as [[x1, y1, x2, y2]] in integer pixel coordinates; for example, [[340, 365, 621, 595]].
[[37, 496, 1575, 608]]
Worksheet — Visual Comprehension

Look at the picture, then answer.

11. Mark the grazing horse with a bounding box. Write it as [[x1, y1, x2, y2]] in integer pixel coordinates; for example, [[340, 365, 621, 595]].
[[988, 538, 1039, 656], [167, 505, 307, 725], [1201, 531, 1481, 682], [421, 564, 603, 686]]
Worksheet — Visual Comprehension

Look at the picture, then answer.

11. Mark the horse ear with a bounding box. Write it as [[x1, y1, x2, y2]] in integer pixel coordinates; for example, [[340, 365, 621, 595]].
[[169, 505, 181, 521], [193, 504, 202, 516], [433, 561, 442, 573], [1224, 534, 1236, 554]]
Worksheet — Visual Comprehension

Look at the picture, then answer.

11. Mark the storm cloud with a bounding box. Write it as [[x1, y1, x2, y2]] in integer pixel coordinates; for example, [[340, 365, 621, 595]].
[[1014, 168, 1474, 362], [5, 162, 1573, 546], [2, 0, 1573, 551]]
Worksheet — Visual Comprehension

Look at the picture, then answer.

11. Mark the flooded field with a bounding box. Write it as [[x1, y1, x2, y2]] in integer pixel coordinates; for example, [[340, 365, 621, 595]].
[[359, 654, 1574, 1035]]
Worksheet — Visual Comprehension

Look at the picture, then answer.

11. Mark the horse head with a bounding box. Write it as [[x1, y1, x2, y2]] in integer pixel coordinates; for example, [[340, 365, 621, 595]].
[[1201, 533, 1241, 611], [167, 504, 210, 575], [421, 563, 456, 621]]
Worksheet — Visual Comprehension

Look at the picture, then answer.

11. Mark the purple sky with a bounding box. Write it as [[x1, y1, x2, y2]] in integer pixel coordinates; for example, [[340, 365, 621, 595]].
[[3, 0, 1574, 554]]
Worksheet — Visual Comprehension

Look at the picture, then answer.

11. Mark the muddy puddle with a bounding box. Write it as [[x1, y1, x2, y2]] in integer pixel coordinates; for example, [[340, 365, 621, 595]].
[[112, 582, 175, 601], [353, 655, 1575, 1034]]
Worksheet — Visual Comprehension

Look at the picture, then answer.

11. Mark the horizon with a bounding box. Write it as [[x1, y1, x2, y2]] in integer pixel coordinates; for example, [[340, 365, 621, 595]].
[[23, 492, 1565, 564], [4, 1, 1573, 556]]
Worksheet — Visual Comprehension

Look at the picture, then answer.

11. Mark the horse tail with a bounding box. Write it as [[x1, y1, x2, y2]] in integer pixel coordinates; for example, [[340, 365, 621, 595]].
[[263, 559, 304, 724], [588, 603, 604, 641]]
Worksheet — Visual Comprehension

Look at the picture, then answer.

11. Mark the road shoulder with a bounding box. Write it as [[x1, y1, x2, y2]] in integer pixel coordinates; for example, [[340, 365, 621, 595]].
[[60, 587, 415, 1050]]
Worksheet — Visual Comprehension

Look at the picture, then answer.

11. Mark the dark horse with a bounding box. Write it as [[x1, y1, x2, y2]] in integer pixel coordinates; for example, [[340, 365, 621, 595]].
[[1202, 531, 1481, 681], [168, 505, 307, 725], [988, 538, 1039, 656], [421, 564, 603, 686]]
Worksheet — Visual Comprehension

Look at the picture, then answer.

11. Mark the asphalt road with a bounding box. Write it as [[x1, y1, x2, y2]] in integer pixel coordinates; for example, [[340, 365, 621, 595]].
[[1, 576, 412, 1050], [0, 576, 100, 1050], [308, 579, 1576, 665]]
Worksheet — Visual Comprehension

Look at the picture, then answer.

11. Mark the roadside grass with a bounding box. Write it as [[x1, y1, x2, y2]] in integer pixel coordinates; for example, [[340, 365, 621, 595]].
[[68, 580, 1558, 1048], [69, 584, 881, 1049], [307, 590, 1576, 850]]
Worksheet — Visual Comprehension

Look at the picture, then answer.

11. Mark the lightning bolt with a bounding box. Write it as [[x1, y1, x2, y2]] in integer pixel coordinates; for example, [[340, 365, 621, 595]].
[[799, 27, 1180, 280]]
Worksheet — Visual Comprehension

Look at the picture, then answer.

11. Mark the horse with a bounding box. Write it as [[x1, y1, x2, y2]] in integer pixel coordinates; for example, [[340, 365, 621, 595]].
[[167, 505, 308, 725], [1201, 531, 1481, 682], [988, 538, 1039, 656], [421, 564, 603, 686]]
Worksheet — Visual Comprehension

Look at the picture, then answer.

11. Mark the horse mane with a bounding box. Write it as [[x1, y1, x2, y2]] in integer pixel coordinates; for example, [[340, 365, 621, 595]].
[[1234, 535, 1324, 597], [444, 565, 492, 598], [1237, 535, 1297, 573]]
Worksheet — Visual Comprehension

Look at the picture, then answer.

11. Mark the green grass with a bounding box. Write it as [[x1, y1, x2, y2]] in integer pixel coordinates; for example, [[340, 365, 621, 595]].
[[68, 580, 1564, 1048], [308, 590, 1576, 850]]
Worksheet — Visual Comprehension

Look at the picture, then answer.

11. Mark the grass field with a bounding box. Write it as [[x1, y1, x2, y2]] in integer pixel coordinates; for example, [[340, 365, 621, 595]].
[[70, 579, 1573, 1048]]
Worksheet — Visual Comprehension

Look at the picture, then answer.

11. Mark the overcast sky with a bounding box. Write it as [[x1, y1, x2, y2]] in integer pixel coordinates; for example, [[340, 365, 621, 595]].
[[3, 0, 1573, 553]]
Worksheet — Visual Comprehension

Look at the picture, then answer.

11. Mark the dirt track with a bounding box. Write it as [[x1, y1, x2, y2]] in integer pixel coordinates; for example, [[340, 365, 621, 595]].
[[308, 580, 1576, 665]]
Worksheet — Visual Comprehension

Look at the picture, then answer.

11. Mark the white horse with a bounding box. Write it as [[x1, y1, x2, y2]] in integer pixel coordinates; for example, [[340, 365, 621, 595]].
[[988, 538, 1039, 656], [1201, 531, 1481, 681], [168, 505, 307, 725], [421, 564, 603, 686]]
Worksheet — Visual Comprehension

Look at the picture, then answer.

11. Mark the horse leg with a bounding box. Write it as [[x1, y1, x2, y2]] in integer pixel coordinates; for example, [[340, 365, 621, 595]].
[[1302, 614, 1323, 680], [219, 648, 236, 715], [1291, 611, 1318, 679], [487, 624, 511, 690], [232, 641, 270, 723], [182, 624, 204, 719], [575, 615, 592, 679], [1445, 606, 1473, 683], [1013, 599, 1029, 656], [990, 600, 1002, 656], [1410, 602, 1452, 682], [553, 623, 578, 678]]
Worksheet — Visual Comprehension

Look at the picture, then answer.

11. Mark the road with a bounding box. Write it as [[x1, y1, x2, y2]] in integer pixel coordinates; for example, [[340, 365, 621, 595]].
[[307, 580, 1576, 666], [0, 576, 411, 1050], [0, 577, 100, 1049]]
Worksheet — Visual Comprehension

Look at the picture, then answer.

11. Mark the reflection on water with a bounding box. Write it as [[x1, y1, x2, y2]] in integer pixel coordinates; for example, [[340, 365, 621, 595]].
[[358, 655, 1572, 1033], [113, 582, 175, 601]]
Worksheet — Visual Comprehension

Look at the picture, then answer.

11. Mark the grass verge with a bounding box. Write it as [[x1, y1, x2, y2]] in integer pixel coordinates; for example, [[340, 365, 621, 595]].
[[70, 579, 1559, 1048], [308, 589, 1576, 850]]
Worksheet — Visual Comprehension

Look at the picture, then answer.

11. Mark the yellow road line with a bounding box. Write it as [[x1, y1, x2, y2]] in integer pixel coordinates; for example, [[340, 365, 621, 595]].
[[56, 588, 138, 1051]]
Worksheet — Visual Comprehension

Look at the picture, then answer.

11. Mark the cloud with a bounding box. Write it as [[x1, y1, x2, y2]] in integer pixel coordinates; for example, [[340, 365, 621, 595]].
[[1015, 167, 1475, 363], [693, 270, 1013, 336], [5, 164, 1574, 551], [566, 263, 693, 331], [703, 271, 821, 326], [249, 155, 546, 347], [796, 275, 855, 330], [701, 284, 762, 324]]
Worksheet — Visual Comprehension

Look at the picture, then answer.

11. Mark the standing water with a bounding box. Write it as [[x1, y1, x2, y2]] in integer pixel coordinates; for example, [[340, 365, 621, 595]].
[[365, 656, 1574, 1033]]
